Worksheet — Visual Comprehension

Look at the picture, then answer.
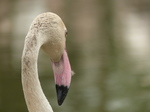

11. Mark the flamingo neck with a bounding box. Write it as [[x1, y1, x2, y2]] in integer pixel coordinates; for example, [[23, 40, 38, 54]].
[[21, 33, 53, 112]]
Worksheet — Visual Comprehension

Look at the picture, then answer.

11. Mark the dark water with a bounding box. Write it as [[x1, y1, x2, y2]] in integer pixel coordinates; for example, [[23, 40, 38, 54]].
[[1, 37, 150, 112]]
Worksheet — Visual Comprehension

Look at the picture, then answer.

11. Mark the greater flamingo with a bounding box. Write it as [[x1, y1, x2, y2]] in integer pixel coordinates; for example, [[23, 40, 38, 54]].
[[21, 12, 72, 112]]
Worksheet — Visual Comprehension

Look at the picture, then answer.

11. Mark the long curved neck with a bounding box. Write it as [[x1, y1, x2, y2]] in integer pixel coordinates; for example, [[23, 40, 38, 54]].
[[21, 32, 53, 112]]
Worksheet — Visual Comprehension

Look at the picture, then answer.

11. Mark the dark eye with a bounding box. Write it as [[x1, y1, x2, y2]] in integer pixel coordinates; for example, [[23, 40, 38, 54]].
[[65, 30, 68, 37]]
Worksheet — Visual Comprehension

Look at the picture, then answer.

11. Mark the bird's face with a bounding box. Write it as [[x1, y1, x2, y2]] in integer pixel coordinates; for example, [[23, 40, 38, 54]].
[[41, 16, 67, 62], [40, 13, 72, 105]]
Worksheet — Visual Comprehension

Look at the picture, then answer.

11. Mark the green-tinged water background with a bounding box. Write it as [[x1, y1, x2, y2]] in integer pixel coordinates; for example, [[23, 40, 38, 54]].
[[1, 0, 150, 112]]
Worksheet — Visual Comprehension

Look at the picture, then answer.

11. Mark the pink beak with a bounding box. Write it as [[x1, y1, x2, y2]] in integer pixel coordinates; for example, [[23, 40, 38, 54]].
[[51, 50, 72, 105]]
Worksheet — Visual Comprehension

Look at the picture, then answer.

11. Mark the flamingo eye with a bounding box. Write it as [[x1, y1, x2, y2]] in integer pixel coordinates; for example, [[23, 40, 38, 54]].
[[65, 30, 68, 37]]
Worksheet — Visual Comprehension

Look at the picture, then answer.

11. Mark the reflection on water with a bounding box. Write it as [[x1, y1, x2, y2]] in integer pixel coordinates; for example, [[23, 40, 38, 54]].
[[1, 0, 150, 112]]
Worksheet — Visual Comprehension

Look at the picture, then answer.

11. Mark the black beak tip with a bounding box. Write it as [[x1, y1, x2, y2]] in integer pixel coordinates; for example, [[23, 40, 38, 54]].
[[56, 85, 69, 106]]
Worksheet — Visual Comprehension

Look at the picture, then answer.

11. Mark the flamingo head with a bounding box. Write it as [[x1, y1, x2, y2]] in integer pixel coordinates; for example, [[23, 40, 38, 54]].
[[38, 12, 72, 105]]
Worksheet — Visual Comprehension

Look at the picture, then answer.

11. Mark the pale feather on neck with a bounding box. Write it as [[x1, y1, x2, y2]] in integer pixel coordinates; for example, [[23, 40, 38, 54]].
[[22, 34, 53, 112]]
